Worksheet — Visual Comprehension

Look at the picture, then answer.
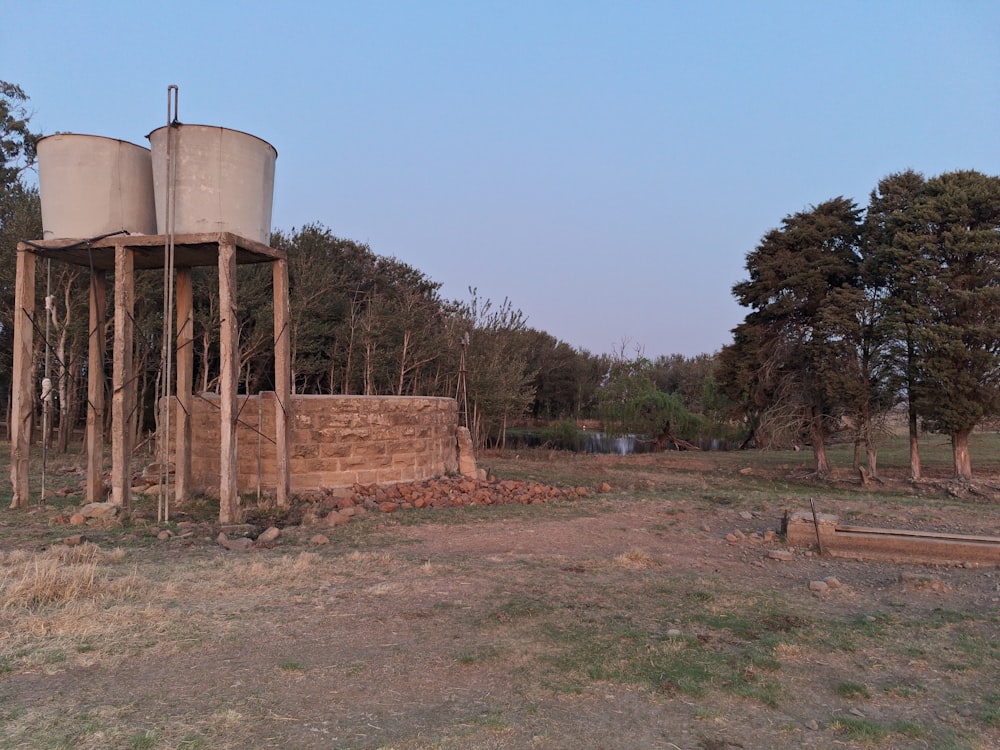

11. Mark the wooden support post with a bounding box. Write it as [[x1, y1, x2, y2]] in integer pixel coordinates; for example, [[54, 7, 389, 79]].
[[218, 240, 239, 522], [9, 247, 35, 508], [111, 245, 135, 508], [174, 267, 194, 504], [273, 257, 292, 507], [86, 271, 107, 503]]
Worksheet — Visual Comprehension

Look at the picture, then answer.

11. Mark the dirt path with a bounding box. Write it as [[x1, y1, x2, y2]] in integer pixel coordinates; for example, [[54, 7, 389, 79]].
[[3, 467, 1000, 749]]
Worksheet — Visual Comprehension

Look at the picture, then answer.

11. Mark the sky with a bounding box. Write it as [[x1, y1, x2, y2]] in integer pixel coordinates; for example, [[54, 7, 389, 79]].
[[5, 1, 999, 358]]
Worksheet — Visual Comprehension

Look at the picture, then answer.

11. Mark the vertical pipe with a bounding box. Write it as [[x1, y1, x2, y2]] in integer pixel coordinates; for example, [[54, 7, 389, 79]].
[[159, 85, 179, 522]]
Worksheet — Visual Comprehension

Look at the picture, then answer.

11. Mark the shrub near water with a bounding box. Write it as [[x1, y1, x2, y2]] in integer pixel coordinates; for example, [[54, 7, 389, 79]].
[[541, 420, 582, 451]]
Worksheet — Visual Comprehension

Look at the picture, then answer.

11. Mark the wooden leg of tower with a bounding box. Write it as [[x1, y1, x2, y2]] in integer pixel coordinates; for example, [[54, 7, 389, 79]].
[[218, 240, 239, 522], [10, 247, 35, 509], [86, 270, 106, 503], [273, 257, 291, 506], [175, 267, 194, 504], [111, 245, 135, 508]]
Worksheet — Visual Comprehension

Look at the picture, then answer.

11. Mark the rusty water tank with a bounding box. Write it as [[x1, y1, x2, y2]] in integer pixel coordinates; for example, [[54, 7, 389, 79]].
[[36, 134, 157, 240], [147, 124, 277, 245]]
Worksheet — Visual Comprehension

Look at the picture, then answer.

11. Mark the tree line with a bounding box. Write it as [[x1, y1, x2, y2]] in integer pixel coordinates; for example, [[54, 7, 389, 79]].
[[15, 78, 998, 474], [719, 169, 1000, 481]]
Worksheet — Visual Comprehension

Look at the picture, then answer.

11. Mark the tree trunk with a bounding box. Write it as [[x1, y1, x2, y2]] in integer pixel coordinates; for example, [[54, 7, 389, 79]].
[[952, 429, 973, 481], [906, 334, 921, 480], [812, 439, 830, 476], [865, 439, 878, 480], [57, 355, 82, 454], [53, 328, 70, 454], [199, 327, 211, 393], [908, 406, 921, 480], [397, 329, 410, 396], [810, 411, 830, 476]]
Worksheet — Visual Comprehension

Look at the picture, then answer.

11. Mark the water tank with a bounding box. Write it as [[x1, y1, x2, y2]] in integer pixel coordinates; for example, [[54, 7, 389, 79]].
[[148, 124, 277, 245], [37, 134, 157, 240]]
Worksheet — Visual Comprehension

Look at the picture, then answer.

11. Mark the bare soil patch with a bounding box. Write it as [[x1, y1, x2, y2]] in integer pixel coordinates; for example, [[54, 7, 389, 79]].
[[2, 442, 1000, 749]]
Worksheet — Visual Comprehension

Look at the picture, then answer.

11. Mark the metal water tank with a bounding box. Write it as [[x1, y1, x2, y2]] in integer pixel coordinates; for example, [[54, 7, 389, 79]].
[[37, 134, 157, 240], [148, 124, 277, 245]]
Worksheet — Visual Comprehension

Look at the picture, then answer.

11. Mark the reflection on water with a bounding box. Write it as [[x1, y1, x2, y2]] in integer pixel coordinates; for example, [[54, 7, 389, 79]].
[[579, 432, 638, 455]]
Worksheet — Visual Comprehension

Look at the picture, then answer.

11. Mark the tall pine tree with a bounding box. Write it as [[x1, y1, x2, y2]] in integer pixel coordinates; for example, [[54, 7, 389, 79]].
[[730, 197, 862, 475]]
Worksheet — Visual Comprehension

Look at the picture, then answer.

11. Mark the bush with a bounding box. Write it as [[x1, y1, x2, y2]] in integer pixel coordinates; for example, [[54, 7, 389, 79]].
[[541, 420, 581, 451]]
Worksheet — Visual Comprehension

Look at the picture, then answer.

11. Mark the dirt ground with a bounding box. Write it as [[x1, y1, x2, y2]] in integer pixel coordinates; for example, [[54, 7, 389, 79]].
[[2, 447, 1000, 749]]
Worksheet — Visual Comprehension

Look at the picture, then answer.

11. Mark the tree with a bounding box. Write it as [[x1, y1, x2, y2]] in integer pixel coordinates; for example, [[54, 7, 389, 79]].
[[0, 185, 41, 411], [730, 197, 863, 475], [0, 83, 41, 439], [598, 355, 701, 449], [525, 331, 593, 420], [900, 170, 1000, 480], [461, 291, 536, 450], [0, 81, 37, 196], [863, 170, 928, 479]]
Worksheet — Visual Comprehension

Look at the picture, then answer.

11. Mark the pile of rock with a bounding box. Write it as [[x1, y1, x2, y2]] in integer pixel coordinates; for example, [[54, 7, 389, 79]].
[[52, 476, 605, 550], [221, 477, 599, 550], [351, 477, 593, 511], [278, 476, 598, 532], [50, 501, 121, 528]]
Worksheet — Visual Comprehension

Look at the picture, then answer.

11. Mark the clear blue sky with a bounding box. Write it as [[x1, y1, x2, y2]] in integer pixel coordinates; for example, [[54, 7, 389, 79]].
[[5, 1, 999, 357]]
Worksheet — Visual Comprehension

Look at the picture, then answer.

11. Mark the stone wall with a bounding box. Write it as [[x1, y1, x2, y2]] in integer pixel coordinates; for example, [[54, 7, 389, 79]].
[[173, 394, 470, 495]]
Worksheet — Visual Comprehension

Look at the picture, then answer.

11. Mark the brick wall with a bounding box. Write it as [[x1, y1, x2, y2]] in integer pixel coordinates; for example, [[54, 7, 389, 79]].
[[171, 393, 465, 494]]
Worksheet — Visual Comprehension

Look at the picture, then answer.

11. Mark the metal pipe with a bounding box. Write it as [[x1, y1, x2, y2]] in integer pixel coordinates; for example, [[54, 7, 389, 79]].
[[159, 85, 179, 523]]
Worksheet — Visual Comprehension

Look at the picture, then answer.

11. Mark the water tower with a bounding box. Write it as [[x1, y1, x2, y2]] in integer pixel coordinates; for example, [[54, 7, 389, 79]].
[[11, 90, 291, 523]]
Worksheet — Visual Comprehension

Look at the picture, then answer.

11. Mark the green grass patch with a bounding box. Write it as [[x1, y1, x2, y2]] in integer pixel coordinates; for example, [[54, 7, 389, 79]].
[[521, 584, 802, 706], [830, 716, 889, 742], [456, 644, 503, 665], [883, 682, 926, 699], [469, 708, 509, 731], [976, 694, 1000, 727], [835, 681, 871, 699], [493, 593, 552, 622]]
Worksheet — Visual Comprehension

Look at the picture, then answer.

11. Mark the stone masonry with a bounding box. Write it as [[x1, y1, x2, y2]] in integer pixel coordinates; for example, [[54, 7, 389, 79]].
[[167, 394, 473, 495]]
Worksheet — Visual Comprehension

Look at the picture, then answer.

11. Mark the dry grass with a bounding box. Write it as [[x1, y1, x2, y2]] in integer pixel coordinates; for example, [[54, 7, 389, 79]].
[[0, 543, 139, 611], [612, 547, 658, 568]]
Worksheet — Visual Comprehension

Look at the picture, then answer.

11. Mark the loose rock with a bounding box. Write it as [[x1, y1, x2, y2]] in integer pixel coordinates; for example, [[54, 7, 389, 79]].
[[899, 572, 951, 592], [217, 533, 253, 551], [257, 526, 281, 543], [326, 511, 351, 526], [79, 502, 119, 520]]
